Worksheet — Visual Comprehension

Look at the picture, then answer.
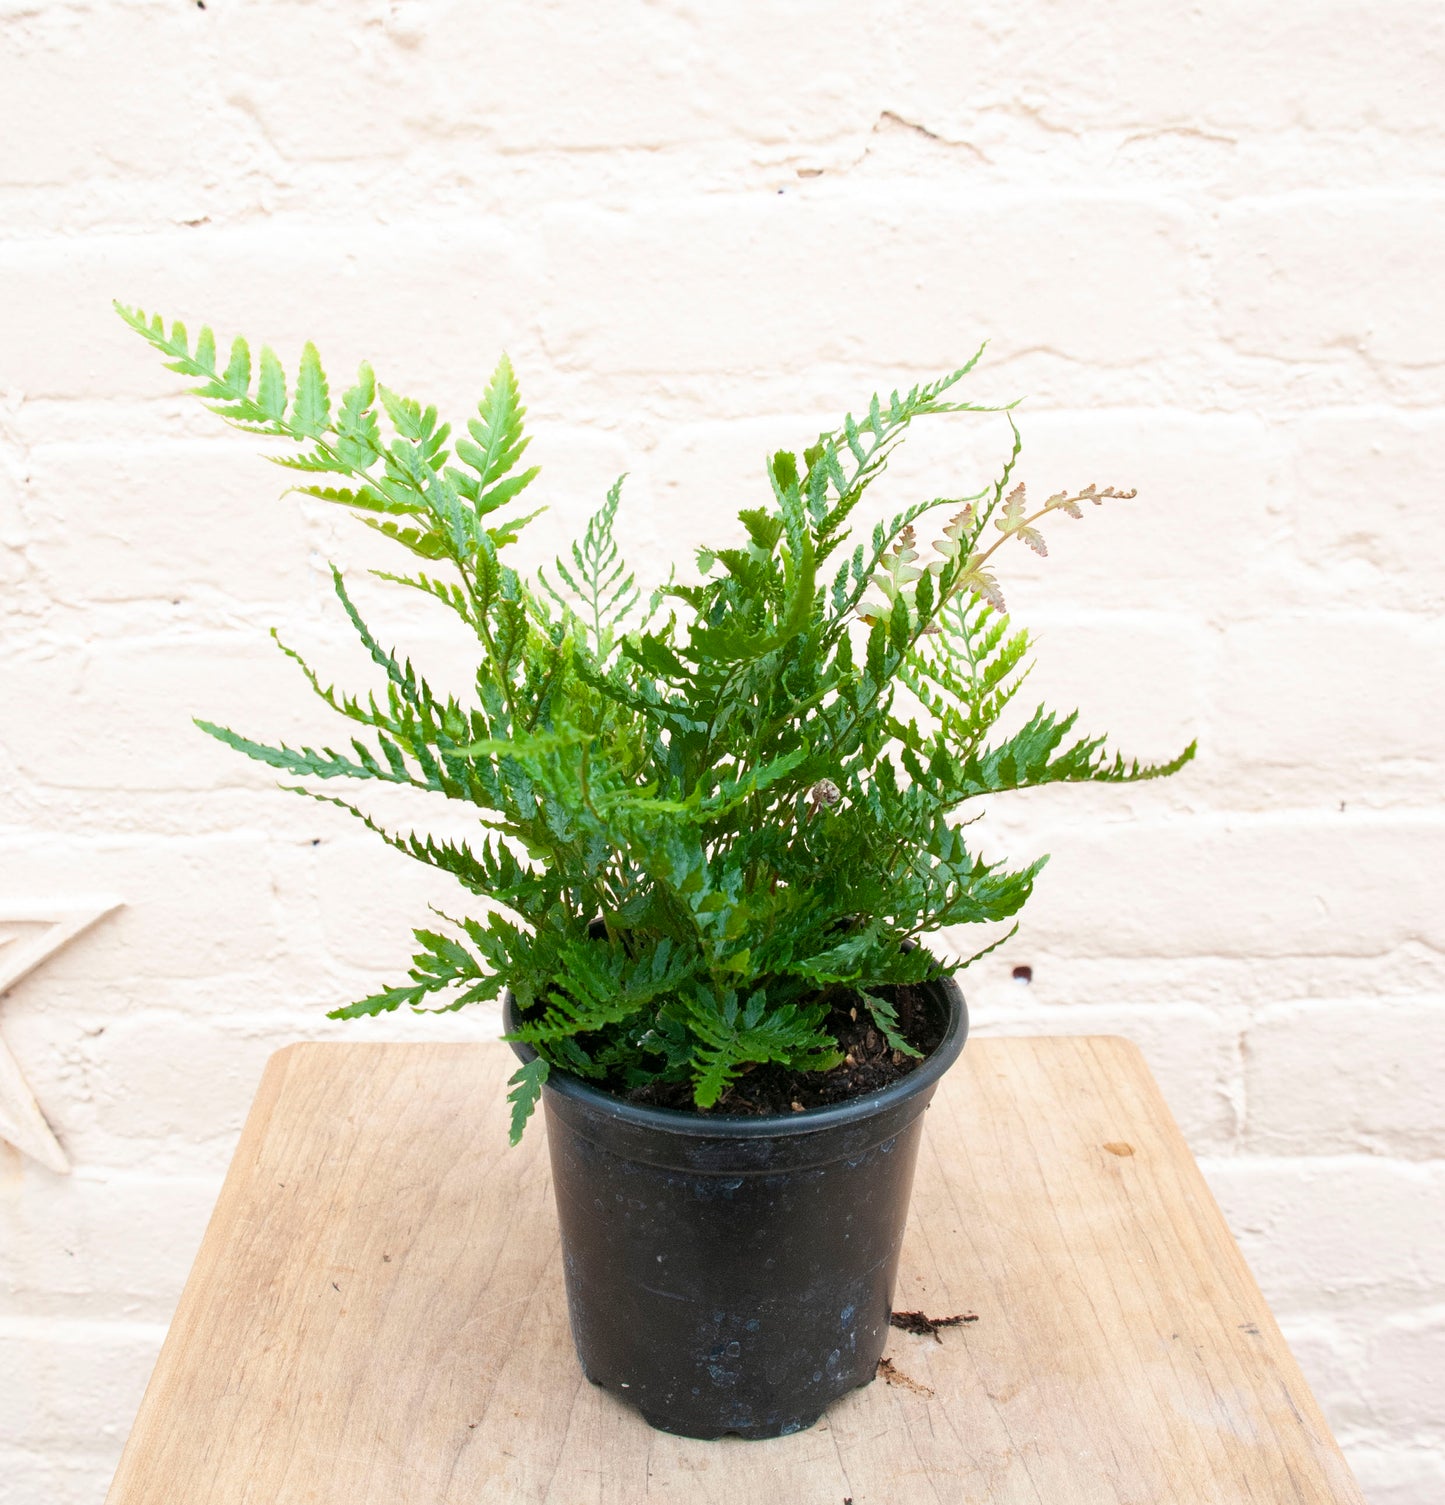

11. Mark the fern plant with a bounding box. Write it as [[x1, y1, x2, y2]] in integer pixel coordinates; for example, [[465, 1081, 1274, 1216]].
[[118, 303, 1194, 1141]]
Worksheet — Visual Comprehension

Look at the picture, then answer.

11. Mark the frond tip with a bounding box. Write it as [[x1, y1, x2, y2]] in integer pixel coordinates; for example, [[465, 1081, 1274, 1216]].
[[540, 476, 639, 652], [505, 1056, 550, 1144]]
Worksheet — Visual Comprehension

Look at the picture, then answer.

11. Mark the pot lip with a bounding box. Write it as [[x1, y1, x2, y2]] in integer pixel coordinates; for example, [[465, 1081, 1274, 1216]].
[[502, 969, 968, 1141]]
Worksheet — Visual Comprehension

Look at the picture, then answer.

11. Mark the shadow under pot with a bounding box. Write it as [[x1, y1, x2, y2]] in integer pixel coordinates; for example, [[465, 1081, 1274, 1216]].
[[502, 970, 968, 1440]]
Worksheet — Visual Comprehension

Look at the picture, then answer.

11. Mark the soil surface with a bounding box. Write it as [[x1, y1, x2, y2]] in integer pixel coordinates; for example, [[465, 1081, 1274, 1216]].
[[625, 982, 945, 1116]]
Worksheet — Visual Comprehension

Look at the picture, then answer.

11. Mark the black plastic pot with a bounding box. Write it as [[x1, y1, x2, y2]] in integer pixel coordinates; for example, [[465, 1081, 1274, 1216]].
[[503, 973, 968, 1439]]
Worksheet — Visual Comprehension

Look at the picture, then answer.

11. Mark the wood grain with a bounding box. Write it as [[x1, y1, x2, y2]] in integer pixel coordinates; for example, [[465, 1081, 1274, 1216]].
[[106, 1038, 1365, 1504]]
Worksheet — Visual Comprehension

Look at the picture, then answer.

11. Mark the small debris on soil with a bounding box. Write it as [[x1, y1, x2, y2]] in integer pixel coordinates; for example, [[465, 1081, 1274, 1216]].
[[890, 1310, 978, 1342], [626, 983, 943, 1115], [1103, 1141, 1135, 1157], [876, 1357, 935, 1398]]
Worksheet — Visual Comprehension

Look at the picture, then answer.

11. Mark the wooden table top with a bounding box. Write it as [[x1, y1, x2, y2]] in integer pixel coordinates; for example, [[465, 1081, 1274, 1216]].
[[106, 1037, 1364, 1504]]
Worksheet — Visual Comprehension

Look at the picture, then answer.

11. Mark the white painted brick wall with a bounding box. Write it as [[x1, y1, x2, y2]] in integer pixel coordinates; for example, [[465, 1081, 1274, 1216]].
[[1, 3, 1441, 1498]]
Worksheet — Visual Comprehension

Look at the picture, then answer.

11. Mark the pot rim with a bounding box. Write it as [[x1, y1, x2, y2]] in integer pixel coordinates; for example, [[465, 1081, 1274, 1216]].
[[502, 970, 968, 1142]]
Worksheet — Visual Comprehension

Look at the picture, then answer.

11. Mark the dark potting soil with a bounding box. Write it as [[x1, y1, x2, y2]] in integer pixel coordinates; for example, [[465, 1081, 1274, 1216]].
[[625, 982, 946, 1117]]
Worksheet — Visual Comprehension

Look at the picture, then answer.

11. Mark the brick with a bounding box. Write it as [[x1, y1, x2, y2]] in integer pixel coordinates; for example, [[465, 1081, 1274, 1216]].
[[0, 633, 315, 793], [1003, 814, 1445, 961], [0, 833, 314, 985], [232, 0, 894, 157], [1244, 999, 1445, 1158], [952, 947, 1445, 1022], [0, 1007, 280, 1175], [0, 451, 29, 594], [1274, 1316, 1445, 1480], [202, 2, 439, 166], [894, 0, 1445, 141], [0, 1318, 161, 1448], [1200, 1158, 1445, 1310], [0, 222, 541, 403], [539, 192, 1208, 378], [20, 437, 314, 607], [1284, 409, 1445, 612], [1216, 198, 1445, 370], [1353, 1307, 1445, 1434], [1347, 1446, 1445, 1505], [1208, 614, 1445, 805], [0, 1446, 118, 1505], [61, 1013, 290, 1155], [314, 833, 474, 974], [0, 6, 230, 189], [0, 1170, 219, 1322]]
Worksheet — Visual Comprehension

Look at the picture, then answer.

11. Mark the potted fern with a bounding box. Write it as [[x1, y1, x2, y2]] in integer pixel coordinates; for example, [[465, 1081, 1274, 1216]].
[[119, 303, 1193, 1440]]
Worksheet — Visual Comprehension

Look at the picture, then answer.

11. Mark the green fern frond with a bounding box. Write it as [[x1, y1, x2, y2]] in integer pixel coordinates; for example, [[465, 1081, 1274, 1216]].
[[857, 990, 922, 1059], [327, 566, 429, 712], [542, 476, 639, 653], [328, 923, 501, 1022], [685, 989, 840, 1110], [505, 1057, 550, 1145], [195, 718, 423, 787], [119, 303, 1195, 1140], [455, 354, 540, 516]]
